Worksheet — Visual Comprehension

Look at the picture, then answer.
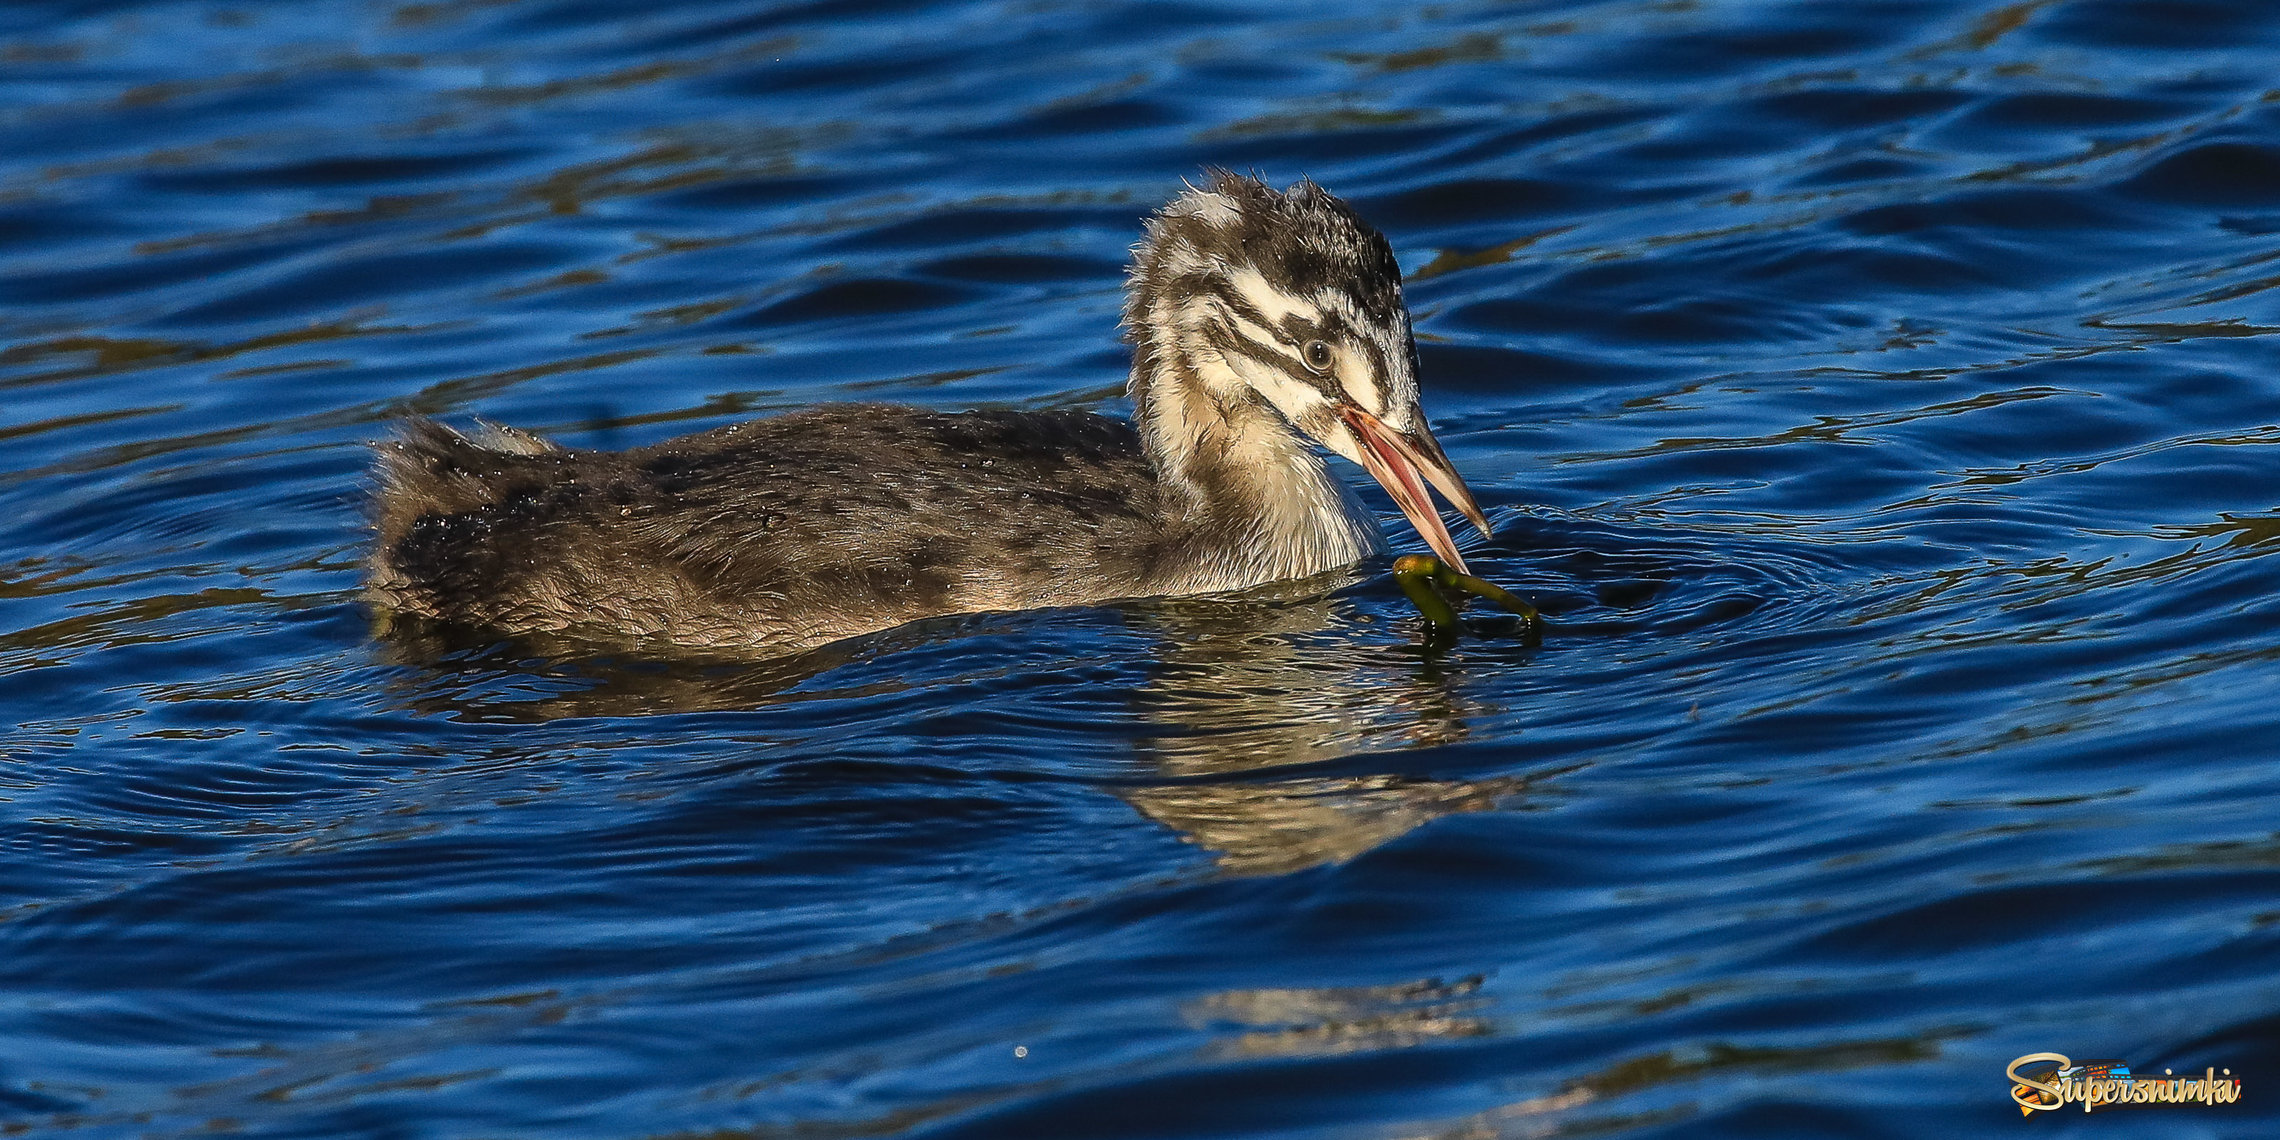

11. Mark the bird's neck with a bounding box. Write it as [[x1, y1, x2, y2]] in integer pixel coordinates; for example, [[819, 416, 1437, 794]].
[[1128, 335, 1381, 586]]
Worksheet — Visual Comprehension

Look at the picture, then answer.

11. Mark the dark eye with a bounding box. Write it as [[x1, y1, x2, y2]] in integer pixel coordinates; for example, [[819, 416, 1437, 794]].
[[1303, 340, 1333, 372]]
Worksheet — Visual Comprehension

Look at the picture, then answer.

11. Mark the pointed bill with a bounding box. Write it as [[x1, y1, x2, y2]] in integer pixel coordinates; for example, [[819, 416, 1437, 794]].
[[1341, 408, 1490, 576]]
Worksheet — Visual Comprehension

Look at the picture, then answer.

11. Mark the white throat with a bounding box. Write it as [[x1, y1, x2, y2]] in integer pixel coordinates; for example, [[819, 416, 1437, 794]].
[[1134, 340, 1384, 591]]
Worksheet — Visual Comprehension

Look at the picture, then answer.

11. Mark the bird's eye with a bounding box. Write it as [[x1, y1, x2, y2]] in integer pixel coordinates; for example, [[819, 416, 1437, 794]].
[[1303, 340, 1333, 372]]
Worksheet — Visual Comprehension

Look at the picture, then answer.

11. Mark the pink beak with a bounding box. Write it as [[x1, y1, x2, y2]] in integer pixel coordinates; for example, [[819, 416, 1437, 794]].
[[1341, 407, 1493, 575]]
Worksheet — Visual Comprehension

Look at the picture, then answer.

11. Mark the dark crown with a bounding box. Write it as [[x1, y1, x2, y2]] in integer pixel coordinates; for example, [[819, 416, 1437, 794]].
[[1125, 170, 1406, 340]]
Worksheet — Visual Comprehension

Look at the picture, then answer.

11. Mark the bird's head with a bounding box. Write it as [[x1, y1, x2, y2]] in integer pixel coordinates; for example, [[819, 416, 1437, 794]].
[[1125, 170, 1490, 572]]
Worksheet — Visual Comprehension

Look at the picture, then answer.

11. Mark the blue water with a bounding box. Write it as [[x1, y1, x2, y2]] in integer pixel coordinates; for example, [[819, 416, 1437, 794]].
[[5, 1, 2280, 1136]]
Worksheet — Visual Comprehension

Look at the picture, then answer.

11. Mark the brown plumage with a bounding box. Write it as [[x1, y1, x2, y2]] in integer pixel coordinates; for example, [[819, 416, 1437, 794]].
[[367, 172, 1491, 655]]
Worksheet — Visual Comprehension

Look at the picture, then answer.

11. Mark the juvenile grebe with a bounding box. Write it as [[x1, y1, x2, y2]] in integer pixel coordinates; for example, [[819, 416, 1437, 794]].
[[368, 171, 1493, 653]]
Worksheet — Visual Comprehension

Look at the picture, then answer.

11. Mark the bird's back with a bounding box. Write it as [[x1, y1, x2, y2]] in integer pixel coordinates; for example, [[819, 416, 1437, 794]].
[[369, 405, 1184, 652]]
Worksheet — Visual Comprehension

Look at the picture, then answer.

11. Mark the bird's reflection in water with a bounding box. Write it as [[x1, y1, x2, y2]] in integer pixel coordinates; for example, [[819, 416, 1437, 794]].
[[369, 609, 993, 720], [1120, 582, 1535, 875], [375, 577, 1537, 872], [1185, 974, 1493, 1058]]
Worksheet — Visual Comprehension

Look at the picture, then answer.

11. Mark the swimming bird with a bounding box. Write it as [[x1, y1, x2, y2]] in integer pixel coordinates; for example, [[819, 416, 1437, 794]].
[[367, 171, 1492, 654]]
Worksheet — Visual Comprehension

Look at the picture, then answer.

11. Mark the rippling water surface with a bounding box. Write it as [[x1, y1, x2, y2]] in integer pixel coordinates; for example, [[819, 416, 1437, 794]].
[[6, 1, 2280, 1136]]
